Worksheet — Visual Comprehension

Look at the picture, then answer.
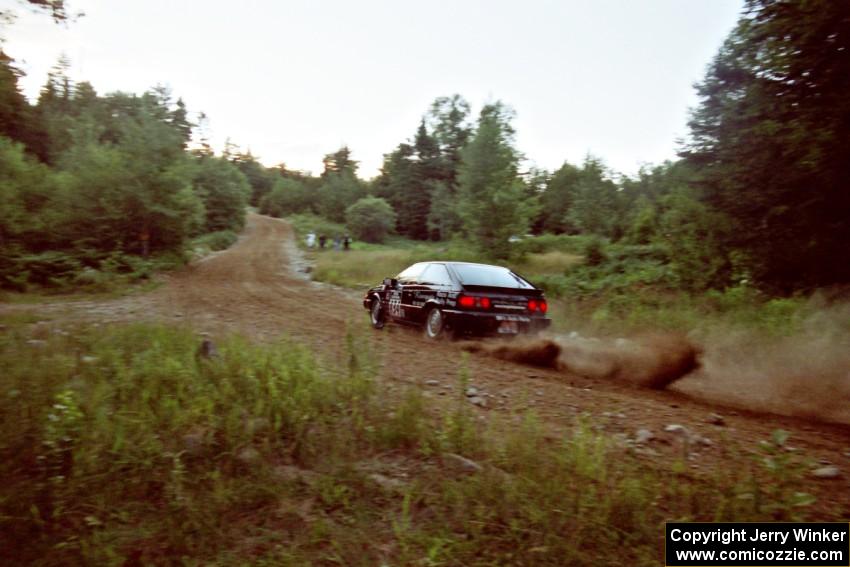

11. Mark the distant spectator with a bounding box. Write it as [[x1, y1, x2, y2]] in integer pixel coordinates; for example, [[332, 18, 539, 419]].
[[319, 234, 327, 249], [333, 235, 341, 251], [305, 231, 316, 248], [343, 234, 351, 251]]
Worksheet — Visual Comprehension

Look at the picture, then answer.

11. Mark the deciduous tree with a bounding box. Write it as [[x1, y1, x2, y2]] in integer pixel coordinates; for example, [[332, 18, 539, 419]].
[[684, 0, 850, 289]]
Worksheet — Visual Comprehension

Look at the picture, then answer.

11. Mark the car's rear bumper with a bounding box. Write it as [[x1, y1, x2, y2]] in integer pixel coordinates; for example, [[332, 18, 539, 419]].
[[442, 309, 551, 336]]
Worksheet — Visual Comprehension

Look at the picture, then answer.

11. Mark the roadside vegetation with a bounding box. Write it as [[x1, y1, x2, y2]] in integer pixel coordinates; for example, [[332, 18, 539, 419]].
[[0, 317, 828, 565]]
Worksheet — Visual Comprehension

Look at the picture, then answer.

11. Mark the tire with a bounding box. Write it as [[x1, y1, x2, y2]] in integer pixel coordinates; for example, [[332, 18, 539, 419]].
[[425, 307, 447, 340], [370, 298, 385, 329]]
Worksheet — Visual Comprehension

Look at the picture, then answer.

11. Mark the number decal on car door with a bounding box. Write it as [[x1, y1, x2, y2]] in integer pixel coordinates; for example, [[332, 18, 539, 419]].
[[388, 292, 403, 318]]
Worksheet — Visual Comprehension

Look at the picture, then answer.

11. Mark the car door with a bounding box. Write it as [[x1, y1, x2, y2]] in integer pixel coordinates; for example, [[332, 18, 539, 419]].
[[391, 263, 425, 322], [400, 264, 432, 324], [410, 263, 453, 323]]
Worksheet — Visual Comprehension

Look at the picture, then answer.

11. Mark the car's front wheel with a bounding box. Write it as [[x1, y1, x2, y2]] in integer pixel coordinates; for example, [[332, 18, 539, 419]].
[[425, 307, 447, 340], [370, 298, 385, 329]]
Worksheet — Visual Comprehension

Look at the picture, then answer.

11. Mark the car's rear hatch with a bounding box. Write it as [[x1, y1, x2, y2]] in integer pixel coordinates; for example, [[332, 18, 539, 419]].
[[460, 284, 545, 316]]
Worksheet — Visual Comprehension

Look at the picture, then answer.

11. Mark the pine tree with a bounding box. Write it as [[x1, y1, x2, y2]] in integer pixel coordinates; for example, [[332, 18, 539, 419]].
[[539, 162, 580, 234], [456, 102, 530, 258], [565, 156, 623, 239], [0, 51, 42, 158], [321, 145, 358, 178], [170, 98, 192, 149]]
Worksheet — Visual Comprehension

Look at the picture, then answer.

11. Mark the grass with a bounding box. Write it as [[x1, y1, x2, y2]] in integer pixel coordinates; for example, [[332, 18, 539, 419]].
[[313, 248, 415, 287], [0, 279, 163, 306], [544, 285, 810, 337], [0, 316, 827, 565], [515, 250, 583, 278], [309, 239, 483, 288], [308, 238, 581, 290]]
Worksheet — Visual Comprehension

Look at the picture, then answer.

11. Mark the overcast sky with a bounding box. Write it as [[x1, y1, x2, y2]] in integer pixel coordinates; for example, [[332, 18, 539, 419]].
[[3, 0, 743, 178]]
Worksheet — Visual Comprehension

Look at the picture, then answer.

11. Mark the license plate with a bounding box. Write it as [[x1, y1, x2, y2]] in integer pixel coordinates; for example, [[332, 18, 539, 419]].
[[498, 321, 519, 334]]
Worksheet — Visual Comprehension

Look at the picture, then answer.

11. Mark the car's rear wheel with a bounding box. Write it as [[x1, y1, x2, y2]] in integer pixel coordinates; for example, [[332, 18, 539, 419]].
[[370, 298, 385, 329], [425, 307, 447, 340]]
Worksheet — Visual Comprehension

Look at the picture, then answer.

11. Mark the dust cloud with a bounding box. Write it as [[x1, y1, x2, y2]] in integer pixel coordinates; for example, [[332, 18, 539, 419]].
[[556, 333, 701, 389], [461, 333, 701, 390], [674, 302, 850, 423], [461, 338, 562, 368], [463, 300, 850, 424]]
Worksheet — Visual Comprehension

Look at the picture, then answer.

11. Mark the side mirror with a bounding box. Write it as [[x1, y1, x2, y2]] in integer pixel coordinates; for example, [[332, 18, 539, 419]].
[[383, 277, 398, 289]]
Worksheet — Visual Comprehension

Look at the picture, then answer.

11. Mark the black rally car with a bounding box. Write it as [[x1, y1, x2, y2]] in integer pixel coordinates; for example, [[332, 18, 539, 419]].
[[363, 261, 551, 339]]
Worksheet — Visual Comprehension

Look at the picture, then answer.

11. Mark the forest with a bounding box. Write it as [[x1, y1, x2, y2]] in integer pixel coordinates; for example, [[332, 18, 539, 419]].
[[2, 0, 849, 300]]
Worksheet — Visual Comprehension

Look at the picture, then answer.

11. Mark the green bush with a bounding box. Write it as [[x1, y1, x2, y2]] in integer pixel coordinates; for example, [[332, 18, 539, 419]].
[[583, 238, 608, 266], [17, 251, 82, 287], [513, 233, 596, 255], [192, 230, 238, 252], [703, 286, 805, 336], [345, 196, 397, 243], [527, 241, 675, 300], [0, 248, 28, 291]]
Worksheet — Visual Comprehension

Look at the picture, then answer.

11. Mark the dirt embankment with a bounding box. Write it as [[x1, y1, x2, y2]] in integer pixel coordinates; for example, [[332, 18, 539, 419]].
[[5, 213, 850, 498]]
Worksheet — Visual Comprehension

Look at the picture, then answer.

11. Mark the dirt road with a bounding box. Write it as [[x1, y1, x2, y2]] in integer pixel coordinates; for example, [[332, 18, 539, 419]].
[[7, 213, 850, 504]]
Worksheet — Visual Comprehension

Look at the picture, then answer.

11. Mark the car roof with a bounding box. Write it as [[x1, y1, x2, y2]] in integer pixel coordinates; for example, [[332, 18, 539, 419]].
[[418, 261, 508, 269], [403, 261, 537, 289]]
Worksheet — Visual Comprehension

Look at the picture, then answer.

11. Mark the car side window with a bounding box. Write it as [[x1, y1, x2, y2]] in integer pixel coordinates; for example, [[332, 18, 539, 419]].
[[397, 263, 425, 284], [420, 264, 452, 286]]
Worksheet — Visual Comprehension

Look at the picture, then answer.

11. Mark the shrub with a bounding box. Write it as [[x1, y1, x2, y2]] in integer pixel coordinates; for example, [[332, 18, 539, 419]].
[[583, 238, 607, 267], [192, 230, 238, 252], [345, 197, 397, 243], [17, 251, 82, 287], [512, 233, 595, 255]]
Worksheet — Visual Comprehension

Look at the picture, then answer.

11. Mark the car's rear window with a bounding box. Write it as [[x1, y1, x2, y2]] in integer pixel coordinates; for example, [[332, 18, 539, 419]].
[[450, 264, 533, 288]]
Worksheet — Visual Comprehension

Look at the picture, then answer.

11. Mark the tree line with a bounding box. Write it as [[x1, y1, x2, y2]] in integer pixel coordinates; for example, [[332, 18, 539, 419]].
[[3, 0, 847, 294], [0, 55, 250, 289], [262, 0, 849, 294]]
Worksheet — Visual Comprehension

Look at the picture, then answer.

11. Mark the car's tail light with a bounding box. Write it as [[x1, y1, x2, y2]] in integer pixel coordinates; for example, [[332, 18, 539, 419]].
[[528, 299, 548, 313], [539, 300, 548, 313], [458, 295, 491, 309], [528, 299, 538, 311]]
